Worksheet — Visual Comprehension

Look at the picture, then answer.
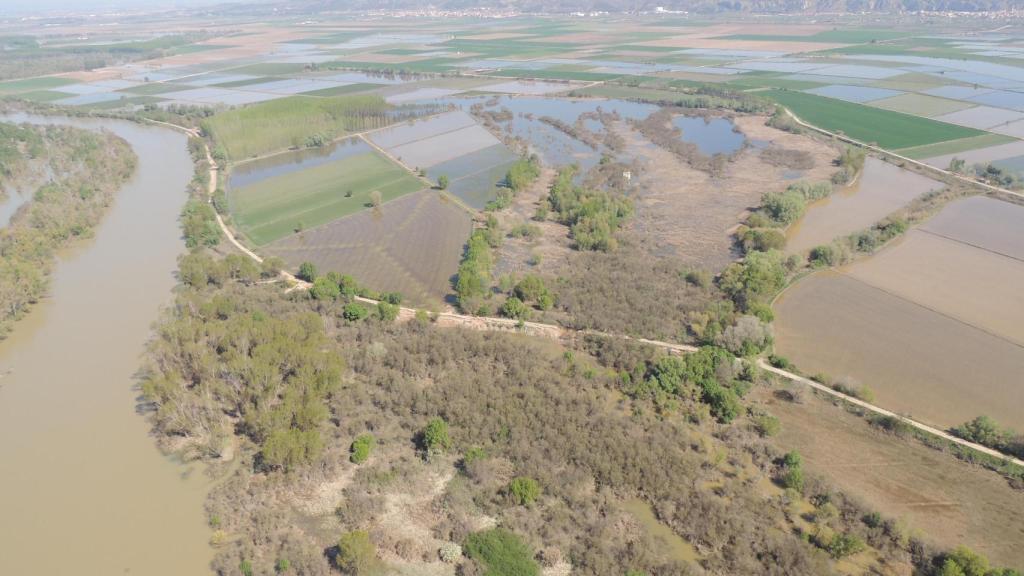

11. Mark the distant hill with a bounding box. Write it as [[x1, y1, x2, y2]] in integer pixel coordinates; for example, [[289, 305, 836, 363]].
[[307, 0, 1017, 13]]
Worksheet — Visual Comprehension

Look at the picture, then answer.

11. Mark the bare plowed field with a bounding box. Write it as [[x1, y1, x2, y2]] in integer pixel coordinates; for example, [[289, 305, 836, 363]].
[[265, 189, 471, 306]]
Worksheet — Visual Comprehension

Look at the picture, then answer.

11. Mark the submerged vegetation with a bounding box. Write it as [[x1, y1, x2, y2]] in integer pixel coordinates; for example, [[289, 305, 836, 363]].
[[0, 122, 136, 336]]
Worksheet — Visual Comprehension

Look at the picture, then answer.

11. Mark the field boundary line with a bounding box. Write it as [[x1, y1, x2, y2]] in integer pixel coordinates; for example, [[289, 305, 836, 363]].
[[757, 359, 1024, 468]]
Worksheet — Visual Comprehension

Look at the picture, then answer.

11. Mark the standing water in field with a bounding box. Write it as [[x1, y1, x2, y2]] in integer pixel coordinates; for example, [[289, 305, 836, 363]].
[[0, 114, 212, 575], [672, 116, 745, 156]]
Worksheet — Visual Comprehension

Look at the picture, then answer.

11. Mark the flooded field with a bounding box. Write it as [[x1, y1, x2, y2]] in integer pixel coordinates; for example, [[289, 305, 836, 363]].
[[921, 195, 1024, 260], [848, 230, 1024, 345], [228, 136, 369, 189], [786, 158, 941, 254], [0, 115, 212, 574], [774, 271, 1024, 431], [778, 194, 1024, 430], [265, 189, 471, 306], [672, 115, 745, 155], [437, 95, 657, 172]]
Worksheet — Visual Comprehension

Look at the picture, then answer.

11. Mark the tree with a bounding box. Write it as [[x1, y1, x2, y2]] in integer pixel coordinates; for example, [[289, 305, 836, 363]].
[[336, 530, 383, 575], [716, 315, 773, 356], [311, 276, 340, 300], [369, 190, 382, 207], [350, 433, 375, 464], [719, 250, 787, 310], [437, 174, 449, 190], [508, 476, 541, 506], [343, 302, 368, 322], [761, 189, 805, 225], [297, 261, 318, 282], [421, 417, 451, 456]]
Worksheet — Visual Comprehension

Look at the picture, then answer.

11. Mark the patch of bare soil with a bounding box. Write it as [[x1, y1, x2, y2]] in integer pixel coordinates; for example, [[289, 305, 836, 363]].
[[622, 115, 838, 272], [749, 383, 1024, 569], [492, 167, 576, 279]]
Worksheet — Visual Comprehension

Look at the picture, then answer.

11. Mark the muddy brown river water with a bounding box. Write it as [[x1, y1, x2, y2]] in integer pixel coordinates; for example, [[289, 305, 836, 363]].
[[0, 114, 212, 575]]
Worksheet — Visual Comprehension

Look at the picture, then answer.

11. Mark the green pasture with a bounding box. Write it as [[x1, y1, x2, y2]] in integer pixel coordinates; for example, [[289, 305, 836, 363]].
[[0, 76, 76, 93], [764, 89, 987, 150], [230, 150, 423, 245], [201, 93, 391, 160]]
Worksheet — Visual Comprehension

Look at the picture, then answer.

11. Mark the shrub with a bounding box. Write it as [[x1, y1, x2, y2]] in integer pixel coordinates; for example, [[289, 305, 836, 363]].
[[506, 155, 541, 193], [439, 542, 462, 563], [336, 530, 382, 575], [350, 433, 375, 464], [376, 301, 399, 323], [754, 413, 781, 437], [381, 292, 403, 305], [297, 261, 318, 282], [343, 302, 369, 322], [508, 476, 541, 506], [809, 244, 839, 267], [739, 226, 787, 253], [502, 296, 530, 320], [719, 250, 787, 310], [311, 276, 340, 300], [421, 417, 451, 456], [463, 529, 539, 576], [826, 533, 865, 559]]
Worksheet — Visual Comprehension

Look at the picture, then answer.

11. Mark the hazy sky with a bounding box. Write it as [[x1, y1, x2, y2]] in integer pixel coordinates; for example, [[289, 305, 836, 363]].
[[3, 0, 226, 15]]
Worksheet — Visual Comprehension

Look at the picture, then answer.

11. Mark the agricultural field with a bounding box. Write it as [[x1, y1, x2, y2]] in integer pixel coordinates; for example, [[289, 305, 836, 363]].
[[264, 189, 471, 306], [775, 196, 1024, 431], [749, 383, 1024, 569], [229, 149, 423, 245], [201, 94, 404, 160], [763, 89, 987, 150]]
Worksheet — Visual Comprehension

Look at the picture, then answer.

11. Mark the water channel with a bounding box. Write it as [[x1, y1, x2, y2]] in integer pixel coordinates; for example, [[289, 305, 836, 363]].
[[0, 113, 212, 575]]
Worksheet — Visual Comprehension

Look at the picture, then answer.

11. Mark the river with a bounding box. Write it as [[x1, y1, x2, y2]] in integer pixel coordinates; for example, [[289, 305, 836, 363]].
[[0, 114, 212, 575]]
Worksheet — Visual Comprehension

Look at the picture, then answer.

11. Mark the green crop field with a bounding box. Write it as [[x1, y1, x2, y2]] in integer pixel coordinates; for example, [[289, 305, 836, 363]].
[[230, 150, 423, 245], [764, 89, 987, 149], [201, 93, 393, 160], [0, 76, 76, 93]]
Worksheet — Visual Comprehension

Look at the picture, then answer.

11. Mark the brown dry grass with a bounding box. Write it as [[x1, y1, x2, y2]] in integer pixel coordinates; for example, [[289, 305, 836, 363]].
[[623, 114, 838, 271], [749, 384, 1024, 570]]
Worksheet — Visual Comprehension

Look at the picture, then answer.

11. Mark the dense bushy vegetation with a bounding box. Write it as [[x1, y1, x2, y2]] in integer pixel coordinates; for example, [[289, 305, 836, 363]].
[[142, 261, 1021, 576], [548, 166, 632, 251], [455, 218, 501, 313], [505, 154, 541, 194], [0, 122, 135, 336], [831, 146, 866, 185], [951, 416, 1024, 460]]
